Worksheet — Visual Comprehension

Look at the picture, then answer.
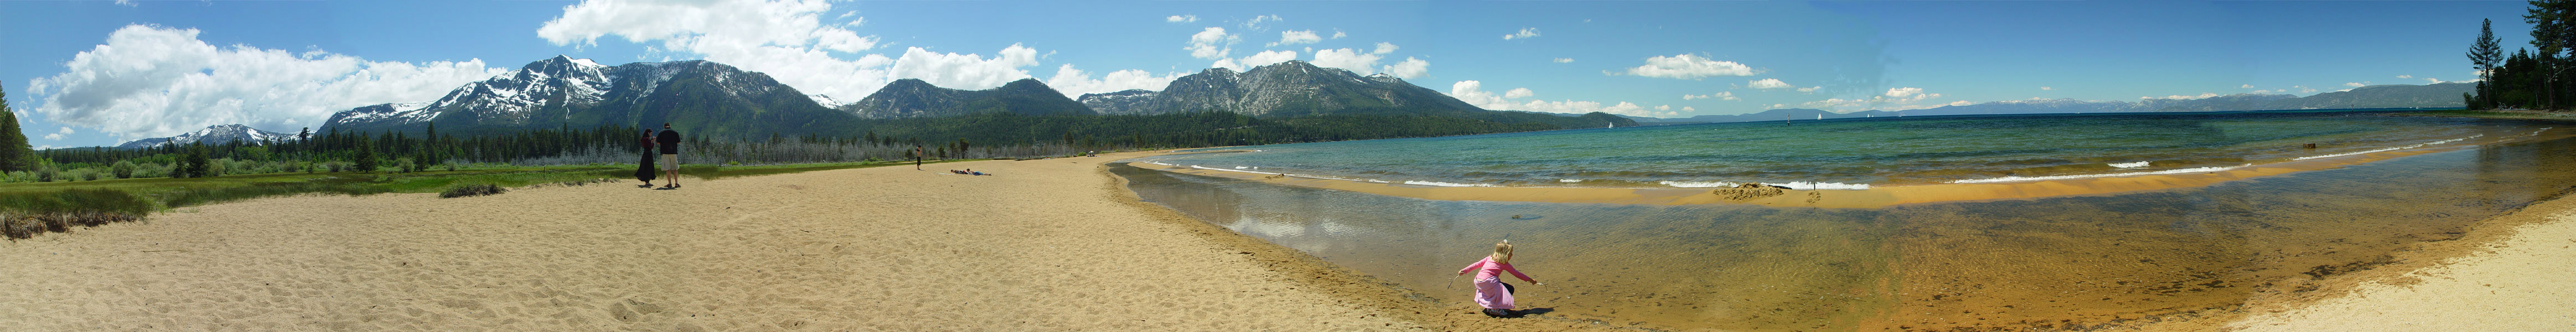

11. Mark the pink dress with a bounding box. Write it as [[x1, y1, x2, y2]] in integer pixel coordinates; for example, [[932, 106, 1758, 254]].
[[1457, 257, 1537, 309]]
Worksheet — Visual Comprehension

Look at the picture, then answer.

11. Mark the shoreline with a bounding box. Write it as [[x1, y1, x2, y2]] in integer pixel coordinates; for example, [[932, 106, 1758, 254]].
[[2213, 179, 2576, 330]]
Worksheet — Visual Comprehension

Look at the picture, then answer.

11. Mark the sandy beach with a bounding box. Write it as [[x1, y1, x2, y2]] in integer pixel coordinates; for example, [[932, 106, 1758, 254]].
[[0, 152, 1628, 331], [2, 150, 2569, 331]]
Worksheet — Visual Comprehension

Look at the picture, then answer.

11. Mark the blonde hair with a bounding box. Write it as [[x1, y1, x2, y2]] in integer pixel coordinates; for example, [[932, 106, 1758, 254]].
[[1488, 240, 1514, 264]]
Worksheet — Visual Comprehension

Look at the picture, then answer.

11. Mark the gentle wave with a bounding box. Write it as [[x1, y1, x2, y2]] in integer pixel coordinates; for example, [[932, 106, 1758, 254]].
[[1191, 165, 1281, 175], [1403, 180, 1499, 187], [1658, 180, 1872, 190], [2109, 162, 2150, 168], [1559, 179, 1584, 183], [2291, 135, 2477, 162], [1949, 165, 2248, 184]]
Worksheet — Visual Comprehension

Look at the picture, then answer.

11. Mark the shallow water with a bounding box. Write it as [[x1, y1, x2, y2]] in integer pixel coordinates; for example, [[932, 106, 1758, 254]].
[[1115, 120, 2576, 331], [1144, 111, 2545, 188]]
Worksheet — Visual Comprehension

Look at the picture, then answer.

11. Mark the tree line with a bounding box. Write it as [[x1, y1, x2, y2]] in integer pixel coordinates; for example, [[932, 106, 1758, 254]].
[[2467, 1, 2576, 110]]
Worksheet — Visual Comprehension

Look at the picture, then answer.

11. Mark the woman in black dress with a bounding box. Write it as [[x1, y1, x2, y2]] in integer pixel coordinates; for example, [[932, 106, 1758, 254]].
[[635, 129, 658, 186]]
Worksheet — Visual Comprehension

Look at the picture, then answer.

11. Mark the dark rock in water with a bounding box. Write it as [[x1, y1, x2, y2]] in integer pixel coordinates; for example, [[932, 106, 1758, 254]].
[[1711, 184, 1786, 201]]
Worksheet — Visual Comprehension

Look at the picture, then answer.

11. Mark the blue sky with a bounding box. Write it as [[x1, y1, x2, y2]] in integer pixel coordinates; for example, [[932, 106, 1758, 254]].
[[0, 0, 2533, 148]]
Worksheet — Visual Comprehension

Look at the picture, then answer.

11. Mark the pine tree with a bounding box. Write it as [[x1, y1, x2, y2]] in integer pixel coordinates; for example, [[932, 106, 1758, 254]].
[[0, 82, 32, 172], [353, 139, 379, 173], [183, 142, 211, 178], [2473, 19, 2505, 109]]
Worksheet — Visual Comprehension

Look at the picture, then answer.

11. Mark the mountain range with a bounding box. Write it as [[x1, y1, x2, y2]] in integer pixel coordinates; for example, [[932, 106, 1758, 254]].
[[1625, 82, 2474, 123], [116, 124, 291, 149], [318, 55, 854, 138]]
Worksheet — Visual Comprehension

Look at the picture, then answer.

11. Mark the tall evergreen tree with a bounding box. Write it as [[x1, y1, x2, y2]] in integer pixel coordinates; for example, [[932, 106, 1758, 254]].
[[2473, 19, 2505, 109], [0, 82, 31, 172]]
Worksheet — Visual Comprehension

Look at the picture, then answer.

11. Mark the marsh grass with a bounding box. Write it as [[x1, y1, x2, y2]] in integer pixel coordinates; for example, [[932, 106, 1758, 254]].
[[0, 160, 934, 240]]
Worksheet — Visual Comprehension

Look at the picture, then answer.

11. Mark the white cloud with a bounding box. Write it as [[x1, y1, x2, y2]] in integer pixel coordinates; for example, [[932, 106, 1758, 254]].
[[1617, 54, 1756, 79], [1187, 27, 1239, 59], [1332, 30, 1347, 39], [1243, 14, 1281, 31], [43, 127, 70, 141], [1795, 86, 1820, 92], [2344, 82, 2366, 87], [2142, 92, 2222, 100], [1747, 78, 1794, 89], [24, 25, 507, 139], [1655, 105, 1671, 111], [887, 44, 1041, 90], [1504, 88, 1534, 98], [1682, 106, 1695, 112], [2040, 86, 2054, 91], [1381, 57, 1430, 79], [1215, 50, 1299, 71], [2240, 84, 2254, 89], [536, 0, 897, 104], [1166, 15, 1198, 23], [1043, 64, 1182, 98], [2252, 90, 2273, 94], [1502, 28, 1541, 40], [2300, 87, 2319, 94], [1269, 30, 1322, 46], [2424, 77, 2443, 84], [1311, 48, 1383, 75], [1553, 58, 1574, 63], [2397, 75, 2413, 79], [1884, 87, 1924, 98], [1447, 80, 1674, 117], [1372, 42, 1398, 55], [1681, 91, 1739, 101]]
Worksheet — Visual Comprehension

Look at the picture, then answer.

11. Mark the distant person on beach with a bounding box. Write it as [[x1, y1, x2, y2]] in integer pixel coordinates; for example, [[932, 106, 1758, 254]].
[[635, 129, 657, 187], [1457, 240, 1542, 317], [914, 146, 925, 170], [657, 123, 682, 189]]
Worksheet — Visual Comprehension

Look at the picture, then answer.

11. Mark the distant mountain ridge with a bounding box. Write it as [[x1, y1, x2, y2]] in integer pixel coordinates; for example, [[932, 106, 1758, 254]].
[[322, 55, 852, 138], [1626, 82, 2475, 123], [117, 124, 291, 149], [1078, 60, 1485, 118], [841, 78, 1093, 119]]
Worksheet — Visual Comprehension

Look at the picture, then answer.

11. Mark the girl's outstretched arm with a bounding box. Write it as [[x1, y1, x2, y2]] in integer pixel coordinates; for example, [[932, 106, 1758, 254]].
[[1502, 263, 1537, 283], [1457, 258, 1487, 276]]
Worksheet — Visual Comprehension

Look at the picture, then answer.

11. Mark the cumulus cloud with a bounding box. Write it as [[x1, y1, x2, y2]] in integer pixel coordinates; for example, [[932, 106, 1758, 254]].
[[1311, 48, 1383, 74], [887, 44, 1041, 90], [1187, 27, 1239, 59], [1682, 92, 1739, 101], [1502, 28, 1540, 40], [1382, 57, 1430, 79], [2424, 77, 2443, 84], [1269, 30, 1322, 46], [1043, 64, 1182, 98], [1166, 15, 1198, 23], [1372, 42, 1398, 55], [2396, 75, 2412, 79], [536, 0, 897, 102], [1616, 54, 1756, 79], [1747, 78, 1794, 89], [24, 25, 508, 139], [2040, 86, 2053, 91], [1797, 87, 1951, 112], [1883, 87, 1924, 98], [44, 127, 70, 141], [1447, 80, 1673, 117], [2344, 82, 2366, 87], [2240, 84, 2254, 89], [1553, 58, 1573, 63], [1795, 86, 1820, 92]]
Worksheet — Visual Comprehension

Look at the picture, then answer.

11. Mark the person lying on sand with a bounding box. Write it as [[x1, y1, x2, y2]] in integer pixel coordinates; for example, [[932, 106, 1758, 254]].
[[1457, 240, 1542, 318]]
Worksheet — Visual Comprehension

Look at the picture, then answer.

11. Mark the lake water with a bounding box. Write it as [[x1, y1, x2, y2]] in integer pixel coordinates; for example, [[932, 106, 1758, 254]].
[[1115, 112, 2576, 331]]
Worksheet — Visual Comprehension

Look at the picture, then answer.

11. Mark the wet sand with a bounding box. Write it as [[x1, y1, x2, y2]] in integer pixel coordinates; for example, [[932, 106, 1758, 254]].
[[2222, 190, 2576, 331], [0, 152, 1637, 331]]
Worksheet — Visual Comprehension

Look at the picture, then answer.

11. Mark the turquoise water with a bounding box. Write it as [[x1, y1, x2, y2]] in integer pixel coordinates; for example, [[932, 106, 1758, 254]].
[[1115, 118, 2576, 331], [1144, 111, 2543, 188]]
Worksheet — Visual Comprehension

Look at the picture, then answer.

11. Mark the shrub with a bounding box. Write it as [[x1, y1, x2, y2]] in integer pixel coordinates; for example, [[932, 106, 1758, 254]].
[[325, 161, 348, 173], [34, 166, 57, 183], [110, 160, 136, 179], [77, 168, 103, 181], [395, 157, 417, 173], [439, 184, 505, 198]]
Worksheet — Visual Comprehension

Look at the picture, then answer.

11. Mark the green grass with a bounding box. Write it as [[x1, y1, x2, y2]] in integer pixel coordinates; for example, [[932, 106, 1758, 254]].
[[0, 159, 977, 239]]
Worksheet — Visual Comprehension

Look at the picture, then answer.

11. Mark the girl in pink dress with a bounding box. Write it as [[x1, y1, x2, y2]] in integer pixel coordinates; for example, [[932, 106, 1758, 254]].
[[1457, 240, 1542, 317]]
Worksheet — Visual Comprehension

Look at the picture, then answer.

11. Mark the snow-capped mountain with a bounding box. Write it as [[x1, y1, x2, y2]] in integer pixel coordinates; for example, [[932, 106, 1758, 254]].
[[116, 124, 292, 149], [1075, 60, 1481, 117], [320, 55, 850, 138]]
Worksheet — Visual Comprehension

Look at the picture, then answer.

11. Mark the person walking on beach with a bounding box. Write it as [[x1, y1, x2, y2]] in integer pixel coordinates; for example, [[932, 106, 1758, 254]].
[[913, 146, 925, 170], [634, 129, 658, 187], [1457, 240, 1542, 318], [657, 123, 682, 189]]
